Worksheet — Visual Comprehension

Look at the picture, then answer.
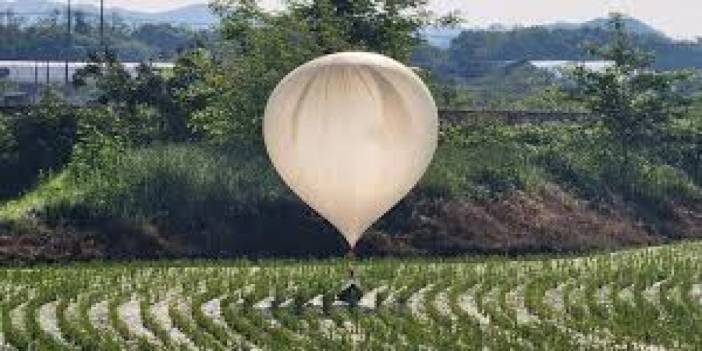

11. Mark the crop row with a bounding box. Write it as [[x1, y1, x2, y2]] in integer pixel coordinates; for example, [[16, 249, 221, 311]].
[[1, 243, 701, 350]]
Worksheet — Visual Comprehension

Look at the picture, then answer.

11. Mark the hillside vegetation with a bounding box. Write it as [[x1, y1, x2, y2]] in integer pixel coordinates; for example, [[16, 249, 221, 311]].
[[1, 110, 700, 260]]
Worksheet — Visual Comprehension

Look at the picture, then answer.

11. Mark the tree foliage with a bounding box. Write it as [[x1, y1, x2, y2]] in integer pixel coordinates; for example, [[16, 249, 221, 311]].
[[73, 50, 207, 142], [569, 14, 690, 181], [0, 92, 78, 199], [188, 0, 456, 144]]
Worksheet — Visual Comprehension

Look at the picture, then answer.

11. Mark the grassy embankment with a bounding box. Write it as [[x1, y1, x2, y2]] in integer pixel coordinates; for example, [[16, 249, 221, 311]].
[[1, 117, 700, 259]]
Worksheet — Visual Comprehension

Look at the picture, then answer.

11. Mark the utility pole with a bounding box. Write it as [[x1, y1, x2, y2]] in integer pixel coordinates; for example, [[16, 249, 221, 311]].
[[34, 61, 39, 104], [65, 0, 72, 85], [100, 0, 105, 50]]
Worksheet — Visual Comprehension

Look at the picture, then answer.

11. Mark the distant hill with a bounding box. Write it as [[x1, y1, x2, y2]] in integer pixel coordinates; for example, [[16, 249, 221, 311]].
[[1, 0, 217, 26], [548, 16, 667, 38], [0, 3, 671, 42], [423, 16, 669, 48], [421, 27, 465, 49], [135, 4, 217, 25], [415, 16, 702, 82]]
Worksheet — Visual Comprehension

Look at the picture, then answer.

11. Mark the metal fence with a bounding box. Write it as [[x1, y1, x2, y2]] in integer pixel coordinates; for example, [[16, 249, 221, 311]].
[[440, 109, 595, 126], [0, 60, 175, 105]]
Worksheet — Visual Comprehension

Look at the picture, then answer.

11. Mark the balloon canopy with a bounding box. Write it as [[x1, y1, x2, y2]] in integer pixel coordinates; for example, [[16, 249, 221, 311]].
[[263, 52, 438, 249]]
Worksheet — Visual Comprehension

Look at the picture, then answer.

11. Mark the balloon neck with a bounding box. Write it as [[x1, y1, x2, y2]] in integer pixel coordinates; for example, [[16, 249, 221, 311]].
[[345, 249, 355, 259]]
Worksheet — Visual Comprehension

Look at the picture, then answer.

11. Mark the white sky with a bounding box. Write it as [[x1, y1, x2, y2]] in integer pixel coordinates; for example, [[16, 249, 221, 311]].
[[81, 0, 702, 40]]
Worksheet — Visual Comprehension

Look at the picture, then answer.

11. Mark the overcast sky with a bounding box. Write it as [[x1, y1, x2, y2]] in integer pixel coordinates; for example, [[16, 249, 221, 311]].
[[78, 0, 702, 40]]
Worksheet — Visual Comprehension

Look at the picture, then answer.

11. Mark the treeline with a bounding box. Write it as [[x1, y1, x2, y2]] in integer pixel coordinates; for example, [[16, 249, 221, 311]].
[[0, 11, 211, 61], [415, 22, 702, 80]]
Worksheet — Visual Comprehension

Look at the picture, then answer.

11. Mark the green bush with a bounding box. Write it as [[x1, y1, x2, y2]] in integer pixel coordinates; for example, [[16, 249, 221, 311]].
[[0, 93, 78, 200], [422, 141, 539, 199], [422, 123, 546, 199], [658, 113, 702, 186], [434, 121, 702, 208]]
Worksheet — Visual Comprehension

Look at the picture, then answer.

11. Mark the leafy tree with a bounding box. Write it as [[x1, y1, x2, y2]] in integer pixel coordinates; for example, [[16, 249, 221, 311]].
[[132, 24, 197, 59], [68, 106, 128, 181], [0, 115, 15, 165], [74, 51, 138, 107], [287, 0, 457, 61], [0, 91, 78, 199], [569, 14, 690, 182], [514, 87, 584, 111], [664, 97, 702, 184], [189, 0, 458, 144], [73, 50, 196, 142]]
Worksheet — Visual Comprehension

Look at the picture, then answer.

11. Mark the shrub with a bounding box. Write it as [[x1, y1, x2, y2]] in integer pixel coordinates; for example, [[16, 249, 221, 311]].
[[423, 123, 547, 199], [0, 93, 78, 199]]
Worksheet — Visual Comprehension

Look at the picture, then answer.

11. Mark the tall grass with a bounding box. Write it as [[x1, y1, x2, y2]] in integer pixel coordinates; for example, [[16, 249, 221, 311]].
[[60, 144, 291, 226]]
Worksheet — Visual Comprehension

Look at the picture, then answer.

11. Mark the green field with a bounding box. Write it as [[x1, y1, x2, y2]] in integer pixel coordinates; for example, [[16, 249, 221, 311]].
[[1, 242, 702, 350]]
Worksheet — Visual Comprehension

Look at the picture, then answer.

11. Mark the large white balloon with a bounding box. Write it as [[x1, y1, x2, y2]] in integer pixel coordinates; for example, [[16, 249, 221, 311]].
[[264, 52, 438, 248]]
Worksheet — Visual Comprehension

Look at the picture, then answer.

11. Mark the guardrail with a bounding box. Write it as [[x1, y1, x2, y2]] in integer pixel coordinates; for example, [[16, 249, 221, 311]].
[[2, 105, 597, 125], [440, 109, 596, 125], [0, 105, 31, 115]]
